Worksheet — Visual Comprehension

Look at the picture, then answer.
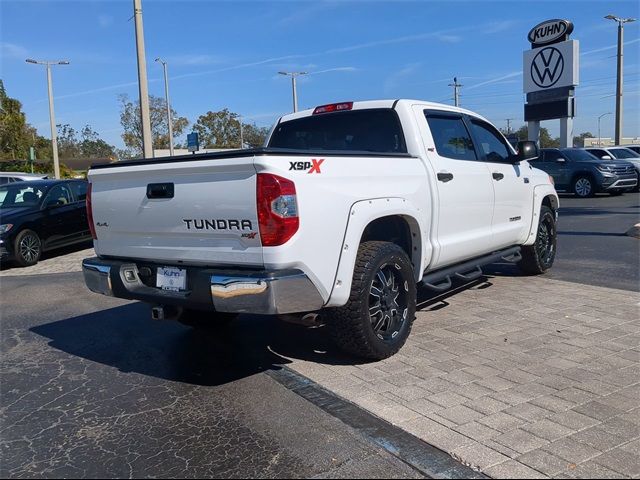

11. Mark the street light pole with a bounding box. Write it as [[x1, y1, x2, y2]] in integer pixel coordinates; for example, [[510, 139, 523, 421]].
[[605, 15, 636, 145], [278, 71, 307, 112], [134, 0, 153, 158], [598, 112, 612, 146], [155, 58, 174, 156], [448, 77, 463, 107], [25, 58, 69, 179]]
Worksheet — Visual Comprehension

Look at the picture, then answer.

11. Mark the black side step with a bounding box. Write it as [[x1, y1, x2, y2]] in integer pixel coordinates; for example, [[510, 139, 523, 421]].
[[421, 246, 521, 292]]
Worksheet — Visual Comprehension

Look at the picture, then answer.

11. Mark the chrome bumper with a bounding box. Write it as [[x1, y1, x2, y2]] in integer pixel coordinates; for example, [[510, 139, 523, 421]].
[[82, 257, 324, 315], [604, 178, 638, 190]]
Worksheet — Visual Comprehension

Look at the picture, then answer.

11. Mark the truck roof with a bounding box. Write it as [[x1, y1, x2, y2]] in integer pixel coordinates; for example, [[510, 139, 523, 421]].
[[278, 99, 486, 124]]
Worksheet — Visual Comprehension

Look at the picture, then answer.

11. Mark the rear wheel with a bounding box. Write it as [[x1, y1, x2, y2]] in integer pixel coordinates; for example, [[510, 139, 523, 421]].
[[518, 205, 557, 275], [573, 176, 594, 198], [14, 229, 42, 267], [325, 241, 416, 360], [177, 309, 238, 329]]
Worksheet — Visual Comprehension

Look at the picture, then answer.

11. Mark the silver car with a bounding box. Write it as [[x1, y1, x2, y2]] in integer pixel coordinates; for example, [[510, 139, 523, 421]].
[[0, 172, 49, 184]]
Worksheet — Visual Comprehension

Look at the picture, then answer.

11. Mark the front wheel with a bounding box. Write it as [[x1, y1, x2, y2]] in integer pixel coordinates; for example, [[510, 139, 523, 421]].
[[325, 241, 416, 360], [573, 176, 594, 198], [518, 205, 557, 275], [14, 229, 42, 267]]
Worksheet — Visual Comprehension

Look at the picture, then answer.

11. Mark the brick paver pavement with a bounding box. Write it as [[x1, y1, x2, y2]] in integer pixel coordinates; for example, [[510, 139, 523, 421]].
[[0, 247, 93, 277], [286, 277, 640, 479]]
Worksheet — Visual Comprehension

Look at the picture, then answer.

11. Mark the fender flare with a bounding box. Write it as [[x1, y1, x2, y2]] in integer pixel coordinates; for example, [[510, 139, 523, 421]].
[[324, 197, 430, 308], [523, 185, 559, 246]]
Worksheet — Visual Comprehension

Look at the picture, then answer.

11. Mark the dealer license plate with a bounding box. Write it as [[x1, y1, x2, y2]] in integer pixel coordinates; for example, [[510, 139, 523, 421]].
[[156, 267, 187, 291]]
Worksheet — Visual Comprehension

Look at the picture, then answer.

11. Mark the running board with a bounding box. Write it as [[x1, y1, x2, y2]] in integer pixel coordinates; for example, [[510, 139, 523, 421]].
[[420, 246, 522, 292]]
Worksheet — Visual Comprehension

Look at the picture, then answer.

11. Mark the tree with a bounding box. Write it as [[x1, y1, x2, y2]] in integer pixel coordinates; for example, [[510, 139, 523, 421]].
[[0, 80, 49, 160], [56, 123, 116, 160], [573, 132, 594, 148], [243, 123, 271, 148], [193, 109, 241, 148], [119, 94, 189, 156], [514, 125, 560, 148]]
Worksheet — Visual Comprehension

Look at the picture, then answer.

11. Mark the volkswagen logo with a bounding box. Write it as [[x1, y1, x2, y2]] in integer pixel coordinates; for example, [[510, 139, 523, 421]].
[[531, 47, 564, 88]]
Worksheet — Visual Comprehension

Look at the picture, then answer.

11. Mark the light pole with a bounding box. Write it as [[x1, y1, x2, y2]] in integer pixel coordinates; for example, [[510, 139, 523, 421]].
[[155, 58, 174, 156], [134, 0, 153, 158], [598, 112, 612, 146], [605, 14, 636, 145], [25, 58, 69, 179], [238, 115, 244, 149], [278, 71, 307, 112], [448, 77, 463, 107]]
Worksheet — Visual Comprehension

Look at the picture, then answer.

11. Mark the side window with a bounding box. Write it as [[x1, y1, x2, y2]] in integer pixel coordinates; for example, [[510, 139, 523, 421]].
[[543, 150, 562, 162], [43, 184, 73, 208], [0, 177, 8, 185], [424, 113, 477, 160], [70, 182, 88, 201], [469, 119, 511, 163], [588, 149, 605, 159]]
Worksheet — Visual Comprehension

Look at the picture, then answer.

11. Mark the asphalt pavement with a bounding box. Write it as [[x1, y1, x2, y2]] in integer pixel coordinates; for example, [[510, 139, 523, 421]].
[[0, 272, 433, 479]]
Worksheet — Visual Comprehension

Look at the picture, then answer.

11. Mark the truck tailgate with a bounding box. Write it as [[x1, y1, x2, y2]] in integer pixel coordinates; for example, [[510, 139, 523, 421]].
[[88, 157, 262, 267]]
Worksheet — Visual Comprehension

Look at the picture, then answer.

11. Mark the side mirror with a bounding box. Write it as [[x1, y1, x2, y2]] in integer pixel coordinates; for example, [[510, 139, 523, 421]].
[[602, 155, 612, 160], [556, 157, 566, 163], [515, 140, 539, 162]]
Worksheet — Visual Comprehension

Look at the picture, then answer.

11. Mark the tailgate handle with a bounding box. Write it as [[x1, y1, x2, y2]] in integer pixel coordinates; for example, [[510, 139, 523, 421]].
[[147, 183, 174, 199]]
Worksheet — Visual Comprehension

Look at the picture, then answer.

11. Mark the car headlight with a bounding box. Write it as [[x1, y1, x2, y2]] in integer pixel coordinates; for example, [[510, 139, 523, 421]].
[[0, 224, 13, 234], [596, 165, 612, 173]]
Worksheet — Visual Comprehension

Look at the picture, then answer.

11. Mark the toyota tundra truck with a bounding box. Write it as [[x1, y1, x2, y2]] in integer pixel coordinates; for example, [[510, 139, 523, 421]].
[[83, 100, 558, 360]]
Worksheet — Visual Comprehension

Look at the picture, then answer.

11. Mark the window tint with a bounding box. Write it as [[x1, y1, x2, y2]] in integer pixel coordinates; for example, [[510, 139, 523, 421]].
[[587, 149, 606, 159], [562, 149, 598, 162], [542, 150, 562, 162], [470, 119, 511, 162], [43, 184, 73, 207], [0, 184, 46, 207], [70, 182, 88, 201], [610, 148, 638, 159], [0, 177, 8, 185], [425, 114, 476, 160], [268, 109, 407, 153]]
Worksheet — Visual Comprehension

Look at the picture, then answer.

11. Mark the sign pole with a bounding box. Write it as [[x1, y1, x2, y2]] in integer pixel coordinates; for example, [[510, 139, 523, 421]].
[[560, 117, 573, 147]]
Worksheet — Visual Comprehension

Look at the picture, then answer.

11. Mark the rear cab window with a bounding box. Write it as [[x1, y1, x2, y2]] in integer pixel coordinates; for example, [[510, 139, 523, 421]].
[[268, 109, 408, 154]]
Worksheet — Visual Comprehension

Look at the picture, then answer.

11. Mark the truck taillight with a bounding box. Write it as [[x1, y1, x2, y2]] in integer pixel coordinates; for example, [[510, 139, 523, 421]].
[[86, 183, 97, 240], [257, 173, 299, 246]]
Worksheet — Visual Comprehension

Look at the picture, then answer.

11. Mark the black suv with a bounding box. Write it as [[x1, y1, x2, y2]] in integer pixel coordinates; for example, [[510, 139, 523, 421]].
[[0, 179, 91, 266], [533, 148, 637, 197]]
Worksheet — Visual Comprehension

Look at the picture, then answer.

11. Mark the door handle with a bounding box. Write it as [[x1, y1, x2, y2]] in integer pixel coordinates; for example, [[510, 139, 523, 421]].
[[437, 172, 454, 183], [492, 172, 504, 181]]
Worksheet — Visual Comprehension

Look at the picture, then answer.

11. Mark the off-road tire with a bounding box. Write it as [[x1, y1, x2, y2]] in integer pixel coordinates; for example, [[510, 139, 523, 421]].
[[14, 229, 42, 267], [177, 309, 238, 329], [325, 241, 416, 360], [518, 206, 557, 275]]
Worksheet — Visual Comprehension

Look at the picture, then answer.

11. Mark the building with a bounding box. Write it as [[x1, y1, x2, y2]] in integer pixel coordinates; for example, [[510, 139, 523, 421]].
[[582, 137, 640, 148]]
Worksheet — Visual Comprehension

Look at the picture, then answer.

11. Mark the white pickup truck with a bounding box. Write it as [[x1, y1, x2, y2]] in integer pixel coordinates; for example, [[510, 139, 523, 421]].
[[83, 99, 558, 359]]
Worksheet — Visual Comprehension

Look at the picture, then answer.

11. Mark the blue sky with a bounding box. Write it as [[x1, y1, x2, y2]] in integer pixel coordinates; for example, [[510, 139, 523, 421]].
[[1, 0, 639, 149]]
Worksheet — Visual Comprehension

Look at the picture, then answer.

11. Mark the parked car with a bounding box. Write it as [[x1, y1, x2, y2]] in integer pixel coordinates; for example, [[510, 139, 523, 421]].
[[585, 146, 640, 192], [623, 145, 640, 155], [533, 148, 637, 197], [0, 172, 49, 184], [0, 179, 91, 266], [81, 99, 559, 360]]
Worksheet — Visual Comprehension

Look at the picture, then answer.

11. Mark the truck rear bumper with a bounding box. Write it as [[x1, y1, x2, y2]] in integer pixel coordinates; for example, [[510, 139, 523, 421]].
[[82, 257, 325, 315]]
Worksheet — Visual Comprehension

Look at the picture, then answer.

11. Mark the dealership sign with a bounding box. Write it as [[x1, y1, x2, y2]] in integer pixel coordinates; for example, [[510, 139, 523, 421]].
[[523, 40, 578, 93], [528, 19, 574, 47]]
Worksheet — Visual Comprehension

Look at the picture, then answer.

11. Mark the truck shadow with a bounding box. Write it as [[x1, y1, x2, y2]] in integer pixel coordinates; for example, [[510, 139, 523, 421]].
[[32, 273, 506, 387]]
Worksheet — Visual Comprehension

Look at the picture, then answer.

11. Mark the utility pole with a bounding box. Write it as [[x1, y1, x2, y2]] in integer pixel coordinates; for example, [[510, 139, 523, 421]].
[[25, 58, 69, 179], [505, 118, 514, 134], [448, 77, 463, 107], [239, 116, 244, 149], [605, 15, 636, 145], [134, 0, 153, 158], [598, 112, 612, 146], [155, 58, 174, 156], [278, 71, 307, 112]]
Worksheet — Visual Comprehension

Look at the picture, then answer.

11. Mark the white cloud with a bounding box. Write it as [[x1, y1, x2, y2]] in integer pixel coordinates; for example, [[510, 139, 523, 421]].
[[483, 20, 519, 34], [582, 38, 640, 56], [1, 42, 28, 59], [466, 71, 523, 91], [98, 15, 113, 28]]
